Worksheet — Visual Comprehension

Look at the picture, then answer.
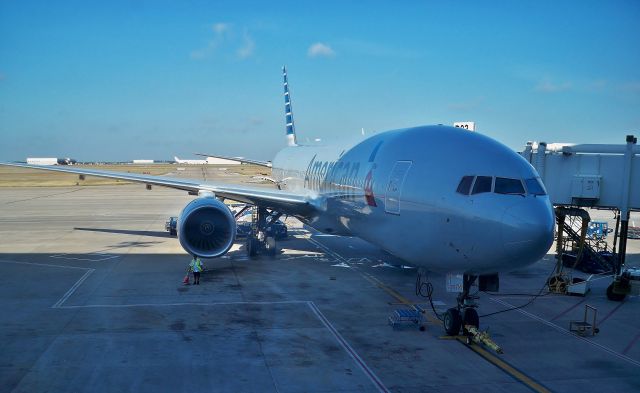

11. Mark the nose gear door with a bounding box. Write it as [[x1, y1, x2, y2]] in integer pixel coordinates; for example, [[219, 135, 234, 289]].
[[385, 160, 412, 214]]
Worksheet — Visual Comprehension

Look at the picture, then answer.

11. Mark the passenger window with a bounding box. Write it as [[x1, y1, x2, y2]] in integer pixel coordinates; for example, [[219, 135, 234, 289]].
[[495, 177, 525, 195], [525, 177, 547, 195], [456, 176, 474, 195], [472, 176, 492, 194]]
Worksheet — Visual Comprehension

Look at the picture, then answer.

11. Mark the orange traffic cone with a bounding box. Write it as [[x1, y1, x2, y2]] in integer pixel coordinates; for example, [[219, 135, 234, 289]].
[[183, 274, 190, 285]]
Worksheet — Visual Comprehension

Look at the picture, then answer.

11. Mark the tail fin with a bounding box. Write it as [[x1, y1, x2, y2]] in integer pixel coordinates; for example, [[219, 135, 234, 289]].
[[283, 66, 298, 146]]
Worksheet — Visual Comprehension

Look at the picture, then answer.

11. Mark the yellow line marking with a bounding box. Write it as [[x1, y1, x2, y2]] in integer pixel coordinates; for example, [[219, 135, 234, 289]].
[[304, 235, 439, 325], [362, 272, 439, 325], [374, 275, 547, 391], [454, 337, 551, 393], [305, 232, 548, 392]]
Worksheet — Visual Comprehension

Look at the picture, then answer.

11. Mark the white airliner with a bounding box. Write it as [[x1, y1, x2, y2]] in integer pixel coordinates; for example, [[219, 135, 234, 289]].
[[1, 67, 555, 335], [173, 156, 208, 165]]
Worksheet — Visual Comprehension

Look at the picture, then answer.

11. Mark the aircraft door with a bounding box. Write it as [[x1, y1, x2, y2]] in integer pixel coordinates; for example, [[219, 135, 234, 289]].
[[385, 160, 412, 214]]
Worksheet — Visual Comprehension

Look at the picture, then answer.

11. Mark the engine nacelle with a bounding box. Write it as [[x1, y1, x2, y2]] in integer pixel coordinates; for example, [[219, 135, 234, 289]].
[[177, 197, 236, 258]]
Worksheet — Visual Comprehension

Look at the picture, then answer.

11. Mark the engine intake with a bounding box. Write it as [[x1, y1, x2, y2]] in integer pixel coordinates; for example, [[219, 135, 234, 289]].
[[177, 197, 236, 258]]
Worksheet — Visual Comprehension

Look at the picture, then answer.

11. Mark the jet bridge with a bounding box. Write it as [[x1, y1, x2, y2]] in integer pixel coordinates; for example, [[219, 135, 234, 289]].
[[520, 135, 639, 299]]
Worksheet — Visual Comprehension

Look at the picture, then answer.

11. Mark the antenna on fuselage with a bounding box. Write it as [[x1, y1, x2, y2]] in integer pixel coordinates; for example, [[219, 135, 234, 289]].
[[283, 66, 298, 147]]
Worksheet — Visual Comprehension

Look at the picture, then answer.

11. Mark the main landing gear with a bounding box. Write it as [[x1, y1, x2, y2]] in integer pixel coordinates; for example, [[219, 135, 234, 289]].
[[444, 274, 480, 336], [246, 207, 281, 257]]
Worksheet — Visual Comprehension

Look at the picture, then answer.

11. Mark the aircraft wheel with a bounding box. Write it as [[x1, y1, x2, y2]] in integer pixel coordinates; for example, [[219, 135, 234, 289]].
[[443, 308, 462, 336], [462, 308, 479, 334], [265, 236, 277, 257], [247, 237, 258, 257], [606, 283, 626, 301]]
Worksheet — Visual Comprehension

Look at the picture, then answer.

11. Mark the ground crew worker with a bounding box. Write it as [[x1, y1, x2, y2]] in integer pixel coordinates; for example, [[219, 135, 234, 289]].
[[189, 255, 203, 285]]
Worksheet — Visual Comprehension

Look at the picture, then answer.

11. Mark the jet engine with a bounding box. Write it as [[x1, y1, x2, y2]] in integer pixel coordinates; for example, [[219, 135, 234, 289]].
[[177, 196, 236, 258]]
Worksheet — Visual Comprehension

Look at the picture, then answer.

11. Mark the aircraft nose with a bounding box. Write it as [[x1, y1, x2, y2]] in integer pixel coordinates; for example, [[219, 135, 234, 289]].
[[502, 199, 555, 262]]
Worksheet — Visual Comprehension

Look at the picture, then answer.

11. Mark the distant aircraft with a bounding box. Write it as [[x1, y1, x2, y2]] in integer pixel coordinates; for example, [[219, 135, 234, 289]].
[[193, 153, 271, 167], [1, 67, 555, 335], [173, 156, 208, 165]]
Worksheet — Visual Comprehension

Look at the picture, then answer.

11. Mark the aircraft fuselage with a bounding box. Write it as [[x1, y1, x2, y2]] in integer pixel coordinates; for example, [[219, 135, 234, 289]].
[[271, 125, 555, 274]]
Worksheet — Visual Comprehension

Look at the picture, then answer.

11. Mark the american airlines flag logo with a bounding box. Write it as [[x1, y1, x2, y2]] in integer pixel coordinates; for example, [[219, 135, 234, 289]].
[[364, 168, 377, 207], [283, 66, 295, 136]]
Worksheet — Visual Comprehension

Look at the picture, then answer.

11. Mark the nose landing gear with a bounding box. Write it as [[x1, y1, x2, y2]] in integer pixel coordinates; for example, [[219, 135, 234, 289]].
[[422, 272, 503, 353], [444, 274, 480, 336]]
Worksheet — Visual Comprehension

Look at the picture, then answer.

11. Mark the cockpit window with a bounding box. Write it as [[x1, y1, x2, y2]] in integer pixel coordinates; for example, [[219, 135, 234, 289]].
[[525, 177, 547, 195], [472, 176, 493, 194], [456, 176, 474, 195], [494, 177, 525, 195]]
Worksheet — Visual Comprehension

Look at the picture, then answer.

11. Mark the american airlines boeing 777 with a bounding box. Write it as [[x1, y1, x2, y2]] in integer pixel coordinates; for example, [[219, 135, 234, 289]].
[[1, 67, 555, 335]]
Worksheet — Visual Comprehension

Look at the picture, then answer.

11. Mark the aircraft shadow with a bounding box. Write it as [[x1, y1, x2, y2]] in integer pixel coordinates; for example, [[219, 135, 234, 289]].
[[74, 227, 171, 238]]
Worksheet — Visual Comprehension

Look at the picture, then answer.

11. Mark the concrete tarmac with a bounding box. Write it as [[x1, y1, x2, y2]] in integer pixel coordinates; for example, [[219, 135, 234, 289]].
[[0, 184, 639, 393]]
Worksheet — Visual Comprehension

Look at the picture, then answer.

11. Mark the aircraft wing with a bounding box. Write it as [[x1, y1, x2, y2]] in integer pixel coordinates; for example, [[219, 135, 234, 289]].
[[0, 162, 314, 216], [194, 153, 272, 168]]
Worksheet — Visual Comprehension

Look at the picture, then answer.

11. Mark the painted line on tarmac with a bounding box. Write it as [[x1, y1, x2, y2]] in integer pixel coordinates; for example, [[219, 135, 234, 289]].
[[308, 301, 389, 393], [54, 298, 389, 393], [306, 235, 441, 325], [453, 337, 552, 393], [389, 301, 445, 307], [50, 253, 119, 262], [362, 272, 440, 325], [56, 300, 309, 309], [3, 187, 85, 205], [550, 297, 587, 321], [306, 236, 351, 265], [491, 297, 640, 368], [622, 331, 640, 355], [52, 268, 95, 308], [0, 258, 92, 270], [0, 259, 96, 309], [306, 234, 440, 325], [597, 300, 626, 326]]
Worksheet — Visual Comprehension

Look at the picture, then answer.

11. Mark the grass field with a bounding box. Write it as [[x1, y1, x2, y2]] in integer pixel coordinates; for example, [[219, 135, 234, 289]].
[[0, 164, 270, 187]]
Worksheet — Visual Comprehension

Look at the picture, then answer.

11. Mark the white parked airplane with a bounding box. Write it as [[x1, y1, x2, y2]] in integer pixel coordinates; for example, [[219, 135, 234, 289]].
[[173, 156, 208, 165], [1, 67, 555, 335]]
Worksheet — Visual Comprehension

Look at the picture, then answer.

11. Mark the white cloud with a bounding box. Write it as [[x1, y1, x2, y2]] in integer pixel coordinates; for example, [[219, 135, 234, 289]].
[[190, 22, 232, 60], [534, 79, 572, 93], [212, 23, 230, 35], [308, 42, 335, 58], [191, 22, 257, 61], [237, 32, 255, 59]]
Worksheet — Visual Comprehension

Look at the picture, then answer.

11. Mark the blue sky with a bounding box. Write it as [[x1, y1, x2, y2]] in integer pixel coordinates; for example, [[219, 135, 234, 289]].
[[1, 0, 638, 161]]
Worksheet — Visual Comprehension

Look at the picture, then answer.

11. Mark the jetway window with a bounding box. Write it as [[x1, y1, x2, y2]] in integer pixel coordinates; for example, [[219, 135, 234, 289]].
[[494, 177, 525, 195], [456, 176, 474, 195], [472, 176, 493, 194], [525, 177, 547, 195]]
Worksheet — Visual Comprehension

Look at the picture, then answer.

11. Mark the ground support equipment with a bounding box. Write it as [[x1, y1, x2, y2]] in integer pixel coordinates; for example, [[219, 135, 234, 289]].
[[569, 304, 599, 336], [463, 326, 504, 354], [389, 307, 425, 330]]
